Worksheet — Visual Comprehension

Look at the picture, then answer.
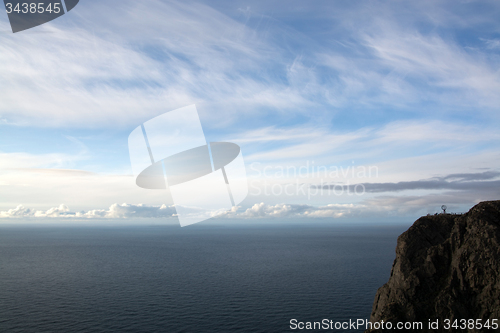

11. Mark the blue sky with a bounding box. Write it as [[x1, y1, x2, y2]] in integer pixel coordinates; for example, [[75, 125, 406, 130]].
[[1, 0, 500, 222]]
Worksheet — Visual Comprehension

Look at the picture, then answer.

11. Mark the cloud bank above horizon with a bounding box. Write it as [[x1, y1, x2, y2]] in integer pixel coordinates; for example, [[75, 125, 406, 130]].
[[0, 201, 438, 221]]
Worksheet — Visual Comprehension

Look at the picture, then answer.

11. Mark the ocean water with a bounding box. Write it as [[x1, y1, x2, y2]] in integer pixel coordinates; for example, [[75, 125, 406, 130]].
[[0, 223, 407, 332]]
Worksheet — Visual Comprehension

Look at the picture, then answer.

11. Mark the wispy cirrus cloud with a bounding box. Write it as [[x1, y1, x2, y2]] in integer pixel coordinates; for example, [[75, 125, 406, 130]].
[[481, 38, 500, 50], [0, 0, 316, 128], [237, 120, 500, 164], [2, 0, 500, 129]]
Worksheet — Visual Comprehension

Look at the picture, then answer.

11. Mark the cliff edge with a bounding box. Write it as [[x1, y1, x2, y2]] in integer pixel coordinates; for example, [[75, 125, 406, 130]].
[[367, 200, 500, 332]]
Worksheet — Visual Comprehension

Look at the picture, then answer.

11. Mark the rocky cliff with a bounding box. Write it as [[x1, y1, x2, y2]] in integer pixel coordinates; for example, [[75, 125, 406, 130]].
[[367, 200, 500, 332]]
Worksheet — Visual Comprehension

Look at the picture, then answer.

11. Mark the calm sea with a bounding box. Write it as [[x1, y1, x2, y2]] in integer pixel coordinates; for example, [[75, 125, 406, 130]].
[[0, 222, 408, 332]]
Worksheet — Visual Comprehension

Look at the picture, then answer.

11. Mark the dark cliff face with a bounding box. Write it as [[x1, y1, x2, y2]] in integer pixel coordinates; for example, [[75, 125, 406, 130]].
[[367, 201, 500, 332]]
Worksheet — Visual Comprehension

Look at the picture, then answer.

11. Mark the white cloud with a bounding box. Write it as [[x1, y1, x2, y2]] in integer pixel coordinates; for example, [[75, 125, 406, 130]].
[[80, 203, 177, 218], [0, 152, 88, 169], [363, 32, 500, 108], [0, 0, 317, 128], [482, 38, 500, 49], [0, 202, 370, 219], [373, 120, 500, 144], [0, 203, 177, 218], [0, 205, 33, 217], [0, 204, 70, 217], [237, 119, 500, 166], [2, 0, 499, 129], [222, 202, 356, 218], [0, 191, 492, 221]]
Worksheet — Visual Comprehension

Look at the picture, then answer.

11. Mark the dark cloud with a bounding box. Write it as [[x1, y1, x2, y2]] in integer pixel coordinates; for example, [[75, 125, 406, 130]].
[[316, 171, 500, 194]]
